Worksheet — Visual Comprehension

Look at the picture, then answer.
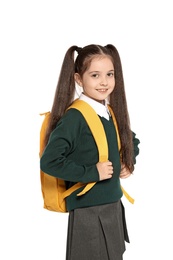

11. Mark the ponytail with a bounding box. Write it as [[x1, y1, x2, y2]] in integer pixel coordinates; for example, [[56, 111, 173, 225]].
[[44, 45, 79, 145]]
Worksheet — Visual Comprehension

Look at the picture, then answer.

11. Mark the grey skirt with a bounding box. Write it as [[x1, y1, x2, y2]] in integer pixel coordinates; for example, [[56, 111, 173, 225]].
[[66, 200, 129, 260]]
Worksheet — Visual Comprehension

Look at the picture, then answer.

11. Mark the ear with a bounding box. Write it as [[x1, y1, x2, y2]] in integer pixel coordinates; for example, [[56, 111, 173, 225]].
[[74, 73, 83, 87]]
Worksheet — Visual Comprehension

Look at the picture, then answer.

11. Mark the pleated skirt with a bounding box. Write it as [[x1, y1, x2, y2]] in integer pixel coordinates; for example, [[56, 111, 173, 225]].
[[66, 200, 129, 260]]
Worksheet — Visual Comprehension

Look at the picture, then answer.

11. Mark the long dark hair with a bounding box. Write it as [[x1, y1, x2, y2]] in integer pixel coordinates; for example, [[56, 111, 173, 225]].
[[44, 44, 134, 172]]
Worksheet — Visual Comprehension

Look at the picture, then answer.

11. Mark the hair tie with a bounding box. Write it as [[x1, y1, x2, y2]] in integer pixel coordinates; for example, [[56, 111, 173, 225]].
[[76, 47, 82, 54]]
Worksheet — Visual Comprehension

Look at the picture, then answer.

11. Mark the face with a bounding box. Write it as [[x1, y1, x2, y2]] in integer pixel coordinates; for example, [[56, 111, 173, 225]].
[[75, 56, 115, 103]]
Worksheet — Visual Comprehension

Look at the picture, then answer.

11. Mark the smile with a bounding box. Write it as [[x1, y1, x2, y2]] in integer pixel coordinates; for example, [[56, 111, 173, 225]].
[[97, 89, 108, 92]]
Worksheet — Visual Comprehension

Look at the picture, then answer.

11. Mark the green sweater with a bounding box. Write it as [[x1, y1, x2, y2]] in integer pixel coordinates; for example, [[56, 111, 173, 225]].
[[40, 108, 140, 211]]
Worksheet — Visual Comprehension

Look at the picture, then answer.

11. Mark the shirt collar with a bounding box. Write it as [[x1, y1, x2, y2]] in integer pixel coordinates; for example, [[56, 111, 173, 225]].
[[78, 93, 110, 120]]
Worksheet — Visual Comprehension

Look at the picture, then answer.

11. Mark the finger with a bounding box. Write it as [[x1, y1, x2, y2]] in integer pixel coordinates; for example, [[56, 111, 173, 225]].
[[120, 172, 131, 178], [109, 167, 113, 174], [107, 161, 113, 166], [121, 163, 125, 169]]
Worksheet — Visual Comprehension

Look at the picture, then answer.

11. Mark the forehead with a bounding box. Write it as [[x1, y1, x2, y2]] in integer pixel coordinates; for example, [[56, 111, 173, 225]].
[[88, 56, 114, 71]]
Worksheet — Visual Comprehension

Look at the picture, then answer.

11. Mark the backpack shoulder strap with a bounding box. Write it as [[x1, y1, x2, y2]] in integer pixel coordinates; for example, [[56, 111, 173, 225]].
[[67, 99, 108, 196], [108, 105, 135, 204], [107, 105, 121, 151], [68, 99, 108, 162], [39, 112, 50, 156]]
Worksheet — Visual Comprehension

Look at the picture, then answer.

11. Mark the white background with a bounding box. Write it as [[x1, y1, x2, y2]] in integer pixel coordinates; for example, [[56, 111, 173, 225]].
[[0, 0, 173, 259]]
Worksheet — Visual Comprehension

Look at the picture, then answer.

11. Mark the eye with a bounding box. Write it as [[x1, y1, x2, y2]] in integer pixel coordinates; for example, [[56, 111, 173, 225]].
[[107, 72, 114, 77], [91, 73, 99, 78]]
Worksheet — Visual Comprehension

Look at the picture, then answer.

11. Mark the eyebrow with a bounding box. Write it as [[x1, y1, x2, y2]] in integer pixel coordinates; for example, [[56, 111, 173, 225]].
[[89, 69, 114, 74]]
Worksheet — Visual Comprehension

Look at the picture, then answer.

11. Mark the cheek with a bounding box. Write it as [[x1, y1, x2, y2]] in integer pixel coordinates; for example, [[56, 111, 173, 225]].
[[110, 78, 115, 87], [83, 78, 95, 88]]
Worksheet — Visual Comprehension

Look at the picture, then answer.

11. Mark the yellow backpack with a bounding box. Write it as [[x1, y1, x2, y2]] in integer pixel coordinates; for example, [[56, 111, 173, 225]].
[[39, 99, 134, 213]]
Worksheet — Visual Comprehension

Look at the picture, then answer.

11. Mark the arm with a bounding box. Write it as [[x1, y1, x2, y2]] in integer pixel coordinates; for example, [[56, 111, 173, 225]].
[[120, 132, 140, 179], [132, 131, 140, 164], [40, 110, 99, 183]]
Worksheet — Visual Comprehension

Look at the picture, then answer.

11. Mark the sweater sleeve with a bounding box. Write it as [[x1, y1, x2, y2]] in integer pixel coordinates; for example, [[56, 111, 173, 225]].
[[132, 131, 140, 164], [40, 110, 100, 183]]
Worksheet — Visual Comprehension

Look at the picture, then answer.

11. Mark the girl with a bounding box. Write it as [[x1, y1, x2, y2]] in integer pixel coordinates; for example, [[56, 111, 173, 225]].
[[40, 44, 140, 260]]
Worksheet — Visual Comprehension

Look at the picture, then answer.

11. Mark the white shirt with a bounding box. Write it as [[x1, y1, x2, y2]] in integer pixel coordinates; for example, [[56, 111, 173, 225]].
[[79, 93, 111, 121]]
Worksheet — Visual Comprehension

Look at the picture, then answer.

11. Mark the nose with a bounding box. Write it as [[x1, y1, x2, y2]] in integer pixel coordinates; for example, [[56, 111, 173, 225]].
[[100, 77, 108, 86]]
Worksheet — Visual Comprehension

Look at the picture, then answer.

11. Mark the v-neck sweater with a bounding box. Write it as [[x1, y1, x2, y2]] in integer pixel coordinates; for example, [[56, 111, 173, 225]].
[[40, 108, 140, 211]]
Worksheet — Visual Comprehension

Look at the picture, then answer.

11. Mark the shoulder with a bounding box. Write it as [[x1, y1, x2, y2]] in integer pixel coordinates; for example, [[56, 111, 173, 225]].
[[55, 108, 88, 134], [61, 108, 86, 124]]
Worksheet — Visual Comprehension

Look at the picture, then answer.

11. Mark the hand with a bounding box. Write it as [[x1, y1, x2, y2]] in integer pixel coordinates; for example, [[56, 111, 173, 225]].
[[120, 164, 131, 179], [96, 161, 113, 181]]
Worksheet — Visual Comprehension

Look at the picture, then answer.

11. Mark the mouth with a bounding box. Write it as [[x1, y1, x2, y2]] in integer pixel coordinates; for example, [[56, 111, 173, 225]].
[[96, 89, 108, 92]]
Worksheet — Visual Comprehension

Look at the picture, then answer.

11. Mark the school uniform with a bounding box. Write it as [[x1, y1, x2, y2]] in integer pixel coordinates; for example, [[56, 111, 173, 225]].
[[40, 94, 140, 260]]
